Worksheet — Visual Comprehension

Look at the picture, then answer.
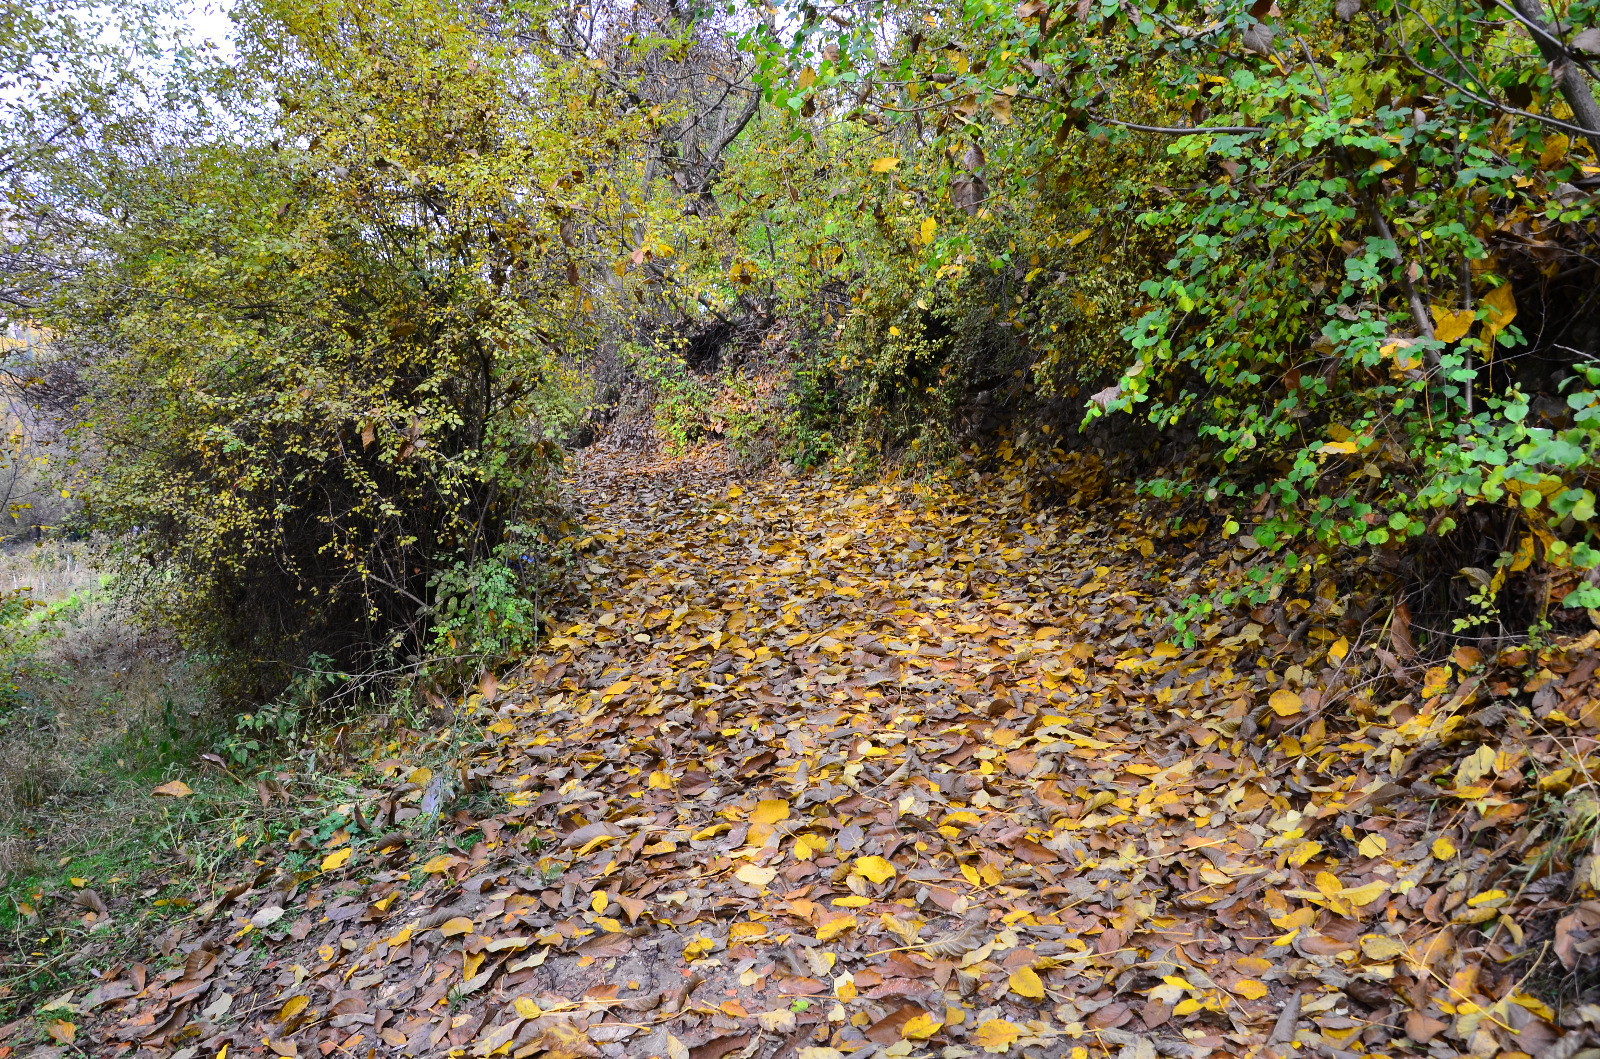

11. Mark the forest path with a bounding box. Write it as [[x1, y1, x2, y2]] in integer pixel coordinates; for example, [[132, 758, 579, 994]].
[[438, 444, 1296, 1059], [71, 444, 1582, 1059]]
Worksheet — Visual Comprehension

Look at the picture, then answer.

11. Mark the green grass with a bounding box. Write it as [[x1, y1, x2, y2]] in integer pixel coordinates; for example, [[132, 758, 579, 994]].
[[0, 540, 501, 1034]]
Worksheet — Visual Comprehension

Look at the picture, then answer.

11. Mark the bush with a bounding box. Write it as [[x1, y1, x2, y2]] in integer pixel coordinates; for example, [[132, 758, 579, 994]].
[[31, 0, 657, 690], [732, 0, 1600, 644]]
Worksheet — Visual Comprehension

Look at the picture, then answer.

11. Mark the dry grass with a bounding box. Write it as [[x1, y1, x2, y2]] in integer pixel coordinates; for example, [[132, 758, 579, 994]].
[[0, 540, 213, 881]]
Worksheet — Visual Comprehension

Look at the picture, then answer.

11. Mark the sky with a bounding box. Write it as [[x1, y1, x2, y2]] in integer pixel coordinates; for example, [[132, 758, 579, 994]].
[[177, 0, 237, 58]]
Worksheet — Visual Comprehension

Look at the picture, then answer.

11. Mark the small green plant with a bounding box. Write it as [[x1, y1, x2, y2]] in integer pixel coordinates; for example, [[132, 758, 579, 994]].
[[427, 552, 545, 665], [220, 653, 345, 766]]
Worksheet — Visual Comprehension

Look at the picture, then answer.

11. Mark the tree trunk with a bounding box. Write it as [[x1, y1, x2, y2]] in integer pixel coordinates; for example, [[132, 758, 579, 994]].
[[1510, 0, 1600, 157]]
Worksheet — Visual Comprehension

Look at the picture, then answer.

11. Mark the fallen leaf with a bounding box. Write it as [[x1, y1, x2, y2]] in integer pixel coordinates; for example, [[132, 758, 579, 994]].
[[1008, 966, 1045, 999], [973, 1018, 1022, 1053]]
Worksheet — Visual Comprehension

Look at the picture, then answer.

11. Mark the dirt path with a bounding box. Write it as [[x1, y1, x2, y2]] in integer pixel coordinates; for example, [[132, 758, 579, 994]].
[[64, 446, 1593, 1059]]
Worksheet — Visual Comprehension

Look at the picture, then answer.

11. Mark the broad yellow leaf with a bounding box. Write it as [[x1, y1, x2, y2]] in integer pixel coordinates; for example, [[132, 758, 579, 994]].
[[1340, 880, 1389, 906], [750, 799, 790, 825], [834, 972, 856, 1001], [277, 995, 309, 1022], [901, 1013, 943, 1039], [735, 864, 777, 888], [1432, 836, 1456, 860], [1008, 966, 1045, 999], [1360, 934, 1406, 960], [151, 780, 193, 798], [1357, 834, 1386, 858], [1173, 997, 1202, 1016], [974, 1018, 1022, 1053], [1431, 305, 1474, 343], [853, 856, 896, 884], [797, 66, 817, 90], [1234, 979, 1268, 1000], [1268, 689, 1302, 716], [1328, 636, 1350, 663], [439, 916, 475, 937], [320, 847, 352, 872], [815, 914, 857, 942], [870, 157, 900, 173], [1482, 282, 1517, 348], [920, 217, 937, 244]]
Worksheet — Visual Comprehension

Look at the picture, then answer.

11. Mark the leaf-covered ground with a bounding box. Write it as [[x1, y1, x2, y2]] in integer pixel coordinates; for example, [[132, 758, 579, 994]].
[[36, 445, 1600, 1059]]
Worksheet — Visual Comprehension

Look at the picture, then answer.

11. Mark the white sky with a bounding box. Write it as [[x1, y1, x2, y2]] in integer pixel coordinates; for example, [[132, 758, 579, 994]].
[[177, 0, 236, 57]]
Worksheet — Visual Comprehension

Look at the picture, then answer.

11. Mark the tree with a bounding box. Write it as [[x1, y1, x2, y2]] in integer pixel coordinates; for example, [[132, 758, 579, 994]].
[[36, 0, 665, 690]]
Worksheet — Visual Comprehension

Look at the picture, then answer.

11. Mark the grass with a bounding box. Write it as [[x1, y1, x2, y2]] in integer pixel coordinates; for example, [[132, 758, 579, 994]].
[[0, 540, 502, 1035]]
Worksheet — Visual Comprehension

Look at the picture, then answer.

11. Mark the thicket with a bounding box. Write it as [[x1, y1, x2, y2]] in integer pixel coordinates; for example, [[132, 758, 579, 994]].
[[708, 0, 1600, 649], [16, 0, 683, 694]]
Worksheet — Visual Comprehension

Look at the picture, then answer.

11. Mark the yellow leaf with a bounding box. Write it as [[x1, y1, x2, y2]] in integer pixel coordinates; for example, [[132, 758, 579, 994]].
[[320, 847, 352, 872], [1234, 979, 1268, 1000], [46, 1020, 75, 1045], [901, 1013, 944, 1039], [1432, 836, 1457, 860], [870, 157, 900, 173], [1328, 637, 1350, 663], [647, 770, 675, 789], [1510, 991, 1556, 1022], [1340, 881, 1389, 907], [1482, 282, 1517, 348], [151, 780, 193, 798], [513, 996, 543, 1019], [277, 995, 309, 1022], [920, 217, 937, 245], [1360, 934, 1407, 960], [1357, 834, 1387, 858], [1431, 305, 1475, 343], [750, 799, 790, 825], [1268, 689, 1302, 717], [735, 864, 777, 888], [797, 66, 817, 90], [422, 855, 460, 873], [595, 916, 623, 933], [815, 914, 857, 942], [439, 916, 475, 937], [1172, 997, 1203, 1016], [730, 922, 768, 940], [1008, 966, 1046, 999], [974, 1018, 1022, 1053], [1540, 132, 1571, 168], [853, 856, 896, 884], [834, 972, 857, 1001], [1467, 888, 1508, 908], [408, 767, 432, 786]]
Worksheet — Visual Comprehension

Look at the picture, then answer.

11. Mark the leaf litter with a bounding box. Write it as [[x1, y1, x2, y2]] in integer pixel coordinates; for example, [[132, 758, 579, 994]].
[[46, 444, 1600, 1059]]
